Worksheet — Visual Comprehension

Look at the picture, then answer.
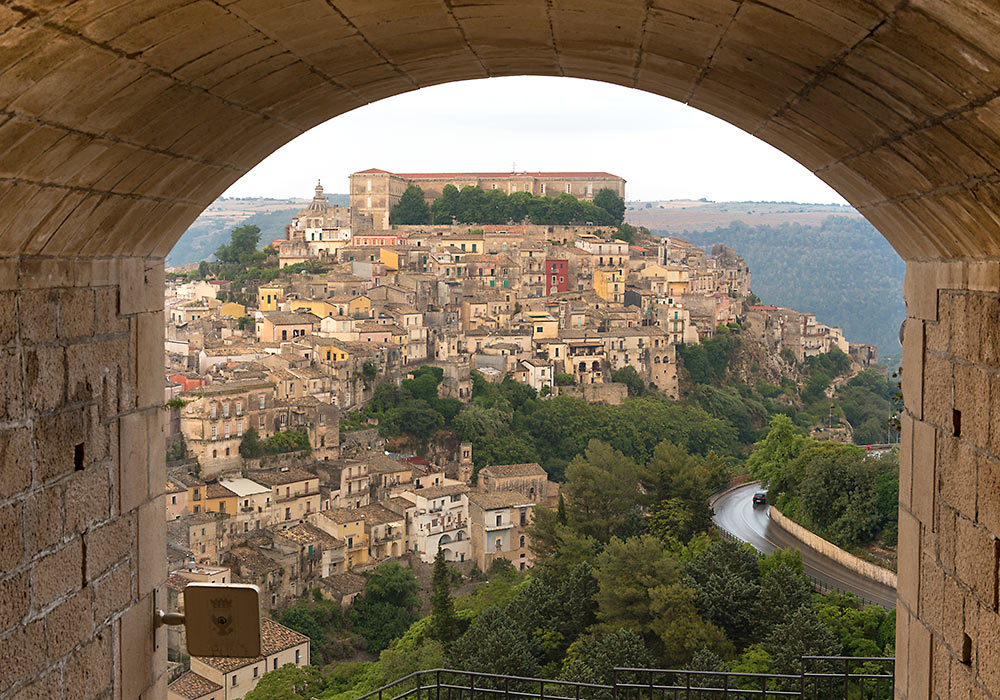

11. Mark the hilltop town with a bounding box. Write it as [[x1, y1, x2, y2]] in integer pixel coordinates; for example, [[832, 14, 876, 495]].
[[162, 169, 879, 698]]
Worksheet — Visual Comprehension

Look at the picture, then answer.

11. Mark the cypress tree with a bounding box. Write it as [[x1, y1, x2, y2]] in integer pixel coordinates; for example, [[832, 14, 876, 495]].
[[430, 547, 459, 644]]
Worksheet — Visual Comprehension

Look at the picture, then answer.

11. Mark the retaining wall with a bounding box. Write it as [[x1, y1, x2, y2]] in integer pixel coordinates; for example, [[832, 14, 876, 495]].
[[769, 505, 898, 589]]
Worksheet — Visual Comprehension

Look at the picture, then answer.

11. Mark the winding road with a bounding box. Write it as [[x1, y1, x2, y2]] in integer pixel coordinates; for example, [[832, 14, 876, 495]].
[[712, 482, 898, 608]]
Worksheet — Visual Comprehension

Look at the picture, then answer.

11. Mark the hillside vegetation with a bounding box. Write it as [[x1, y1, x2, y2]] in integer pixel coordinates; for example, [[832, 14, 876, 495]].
[[167, 194, 349, 267], [668, 217, 905, 356]]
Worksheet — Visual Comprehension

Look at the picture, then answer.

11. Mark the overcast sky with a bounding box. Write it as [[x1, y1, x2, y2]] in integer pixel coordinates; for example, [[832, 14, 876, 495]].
[[223, 76, 847, 205]]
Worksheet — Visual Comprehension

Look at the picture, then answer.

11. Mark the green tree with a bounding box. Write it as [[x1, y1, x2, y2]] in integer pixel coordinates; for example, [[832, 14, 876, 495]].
[[559, 629, 653, 687], [611, 366, 646, 396], [430, 548, 460, 645], [593, 188, 626, 224], [239, 426, 264, 459], [243, 664, 327, 700], [215, 224, 262, 265], [451, 606, 540, 677], [762, 605, 840, 675], [682, 539, 762, 649], [562, 441, 643, 541], [350, 563, 420, 652], [432, 184, 460, 224], [746, 415, 807, 487], [390, 185, 431, 224]]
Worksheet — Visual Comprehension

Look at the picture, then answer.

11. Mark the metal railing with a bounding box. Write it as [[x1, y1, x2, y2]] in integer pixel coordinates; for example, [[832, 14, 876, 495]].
[[353, 659, 893, 700]]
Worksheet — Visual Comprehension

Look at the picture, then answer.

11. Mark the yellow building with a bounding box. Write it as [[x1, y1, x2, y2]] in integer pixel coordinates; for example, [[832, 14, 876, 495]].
[[202, 482, 239, 516], [290, 298, 335, 317], [311, 509, 369, 569], [219, 301, 246, 318], [593, 269, 624, 303], [258, 285, 285, 311], [379, 248, 400, 271], [330, 294, 372, 318], [639, 264, 690, 297]]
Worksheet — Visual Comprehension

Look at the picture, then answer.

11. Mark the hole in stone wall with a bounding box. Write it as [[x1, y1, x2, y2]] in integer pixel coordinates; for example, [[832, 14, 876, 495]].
[[963, 633, 972, 665], [953, 409, 962, 438], [74, 443, 84, 471]]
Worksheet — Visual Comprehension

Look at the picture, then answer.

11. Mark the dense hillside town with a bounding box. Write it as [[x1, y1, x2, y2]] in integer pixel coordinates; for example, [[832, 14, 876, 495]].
[[163, 171, 880, 699]]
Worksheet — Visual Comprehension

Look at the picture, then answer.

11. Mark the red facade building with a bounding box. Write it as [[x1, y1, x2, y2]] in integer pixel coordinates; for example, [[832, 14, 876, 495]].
[[545, 259, 569, 296]]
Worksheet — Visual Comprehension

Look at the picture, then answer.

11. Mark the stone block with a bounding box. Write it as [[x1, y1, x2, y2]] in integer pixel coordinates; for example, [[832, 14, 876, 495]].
[[900, 507, 922, 612], [979, 297, 1000, 368], [31, 538, 82, 610], [909, 618, 932, 700], [25, 483, 63, 555], [0, 426, 31, 499], [84, 514, 133, 580], [35, 409, 85, 483], [0, 620, 46, 694], [953, 294, 984, 365], [923, 353, 953, 431], [134, 311, 164, 410], [0, 291, 16, 346], [0, 500, 24, 571], [118, 258, 161, 316], [45, 589, 94, 659], [65, 465, 111, 534], [978, 455, 1000, 537], [939, 504, 957, 573], [0, 571, 28, 636], [58, 287, 95, 340], [18, 288, 58, 344], [896, 606, 910, 697], [18, 258, 72, 290], [955, 515, 997, 609], [952, 661, 974, 700], [8, 669, 61, 700], [85, 403, 110, 466], [912, 419, 937, 527], [67, 336, 129, 406], [901, 412, 914, 509], [146, 410, 164, 501], [905, 262, 939, 321], [903, 321, 925, 420], [933, 639, 950, 700], [93, 564, 131, 626], [0, 348, 23, 422], [942, 573, 965, 660], [23, 344, 64, 414], [920, 551, 944, 632], [64, 624, 112, 700], [120, 596, 155, 700], [118, 412, 148, 515], [977, 607, 1000, 697], [954, 363, 989, 449], [967, 261, 1000, 292], [925, 300, 949, 354], [94, 287, 128, 335], [938, 435, 976, 520], [136, 495, 165, 597]]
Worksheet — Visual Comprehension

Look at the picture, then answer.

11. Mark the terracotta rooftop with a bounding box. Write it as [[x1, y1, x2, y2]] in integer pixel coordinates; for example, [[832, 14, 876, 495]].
[[249, 468, 316, 486], [480, 463, 547, 478], [196, 618, 309, 673], [468, 491, 534, 510], [167, 670, 222, 699]]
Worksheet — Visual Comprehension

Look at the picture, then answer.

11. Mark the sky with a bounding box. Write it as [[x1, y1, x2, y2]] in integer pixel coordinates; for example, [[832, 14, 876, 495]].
[[222, 76, 847, 205]]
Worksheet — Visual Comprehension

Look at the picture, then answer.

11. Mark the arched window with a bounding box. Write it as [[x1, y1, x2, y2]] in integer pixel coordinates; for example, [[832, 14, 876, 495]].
[[495, 538, 502, 552], [212, 450, 217, 458], [519, 535, 525, 548]]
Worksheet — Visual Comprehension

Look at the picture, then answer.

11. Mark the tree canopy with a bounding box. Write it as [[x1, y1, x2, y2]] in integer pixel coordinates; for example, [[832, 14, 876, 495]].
[[390, 185, 431, 225]]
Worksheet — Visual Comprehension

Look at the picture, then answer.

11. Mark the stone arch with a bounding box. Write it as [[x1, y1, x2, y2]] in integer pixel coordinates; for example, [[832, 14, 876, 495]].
[[0, 3, 996, 700]]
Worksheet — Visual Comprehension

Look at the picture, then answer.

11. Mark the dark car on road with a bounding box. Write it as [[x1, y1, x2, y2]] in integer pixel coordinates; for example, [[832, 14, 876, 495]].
[[752, 490, 767, 505]]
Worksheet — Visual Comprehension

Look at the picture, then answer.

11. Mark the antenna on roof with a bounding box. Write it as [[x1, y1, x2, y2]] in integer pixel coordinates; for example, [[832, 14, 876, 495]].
[[512, 161, 516, 173]]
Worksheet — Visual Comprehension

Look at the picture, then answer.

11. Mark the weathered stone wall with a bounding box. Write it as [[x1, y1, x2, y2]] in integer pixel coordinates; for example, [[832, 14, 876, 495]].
[[0, 256, 166, 699], [898, 260, 1000, 700]]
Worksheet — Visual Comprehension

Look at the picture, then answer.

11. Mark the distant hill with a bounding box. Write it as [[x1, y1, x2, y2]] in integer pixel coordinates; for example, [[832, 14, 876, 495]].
[[658, 216, 905, 357], [166, 194, 350, 267], [626, 199, 863, 232]]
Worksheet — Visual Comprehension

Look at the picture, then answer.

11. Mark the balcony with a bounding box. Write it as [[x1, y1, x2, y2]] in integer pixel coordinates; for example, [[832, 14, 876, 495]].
[[276, 489, 319, 503]]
